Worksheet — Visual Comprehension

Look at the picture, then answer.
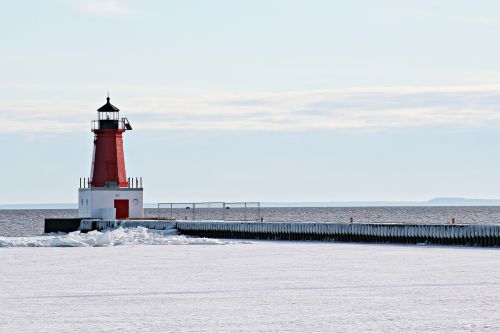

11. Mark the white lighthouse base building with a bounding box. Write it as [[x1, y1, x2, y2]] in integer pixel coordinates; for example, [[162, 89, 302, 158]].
[[78, 188, 144, 219]]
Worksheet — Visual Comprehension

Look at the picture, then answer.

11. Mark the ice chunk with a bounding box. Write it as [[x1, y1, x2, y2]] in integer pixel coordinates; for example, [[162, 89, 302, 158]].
[[0, 227, 228, 247]]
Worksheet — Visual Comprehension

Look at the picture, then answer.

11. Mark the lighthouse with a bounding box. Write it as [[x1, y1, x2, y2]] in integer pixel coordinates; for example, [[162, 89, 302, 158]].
[[78, 96, 144, 219]]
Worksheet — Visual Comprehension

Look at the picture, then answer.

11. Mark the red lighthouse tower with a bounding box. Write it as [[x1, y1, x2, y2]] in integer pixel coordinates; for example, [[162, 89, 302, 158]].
[[90, 96, 131, 188], [78, 96, 144, 219]]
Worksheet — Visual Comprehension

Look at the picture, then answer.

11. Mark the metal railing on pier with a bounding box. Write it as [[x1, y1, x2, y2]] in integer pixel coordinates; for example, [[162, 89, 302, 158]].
[[157, 202, 262, 221]]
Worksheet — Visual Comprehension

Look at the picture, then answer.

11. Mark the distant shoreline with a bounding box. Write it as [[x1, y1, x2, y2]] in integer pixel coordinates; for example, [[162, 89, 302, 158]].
[[2, 198, 500, 209]]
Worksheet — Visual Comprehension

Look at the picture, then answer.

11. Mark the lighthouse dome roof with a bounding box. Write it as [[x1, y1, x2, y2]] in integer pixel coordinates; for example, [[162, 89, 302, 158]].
[[97, 96, 120, 112]]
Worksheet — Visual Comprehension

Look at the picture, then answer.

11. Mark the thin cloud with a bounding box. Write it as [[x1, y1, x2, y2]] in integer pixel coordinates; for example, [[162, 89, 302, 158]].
[[2, 85, 500, 133], [395, 8, 500, 28], [70, 0, 131, 17]]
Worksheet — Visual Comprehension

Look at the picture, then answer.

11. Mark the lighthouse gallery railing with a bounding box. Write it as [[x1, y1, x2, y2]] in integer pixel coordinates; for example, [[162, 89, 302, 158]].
[[79, 177, 143, 188], [91, 118, 131, 131]]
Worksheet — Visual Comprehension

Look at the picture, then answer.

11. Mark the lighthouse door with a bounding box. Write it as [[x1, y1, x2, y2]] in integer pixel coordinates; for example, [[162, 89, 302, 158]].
[[114, 199, 129, 219]]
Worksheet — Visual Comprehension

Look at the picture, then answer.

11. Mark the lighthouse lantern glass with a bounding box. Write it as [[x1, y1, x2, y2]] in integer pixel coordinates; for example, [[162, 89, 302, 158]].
[[98, 110, 119, 121]]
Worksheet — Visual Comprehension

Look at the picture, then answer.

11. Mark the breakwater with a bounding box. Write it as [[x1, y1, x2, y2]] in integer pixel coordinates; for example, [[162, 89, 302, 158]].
[[176, 221, 500, 246], [70, 219, 500, 247]]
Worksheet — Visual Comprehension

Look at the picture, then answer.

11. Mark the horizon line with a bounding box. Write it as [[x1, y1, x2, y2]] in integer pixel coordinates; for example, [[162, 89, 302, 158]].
[[2, 198, 500, 209]]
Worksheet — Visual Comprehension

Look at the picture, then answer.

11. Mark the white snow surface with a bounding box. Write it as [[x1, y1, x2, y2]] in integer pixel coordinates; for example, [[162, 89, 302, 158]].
[[0, 226, 226, 247], [1, 241, 500, 332]]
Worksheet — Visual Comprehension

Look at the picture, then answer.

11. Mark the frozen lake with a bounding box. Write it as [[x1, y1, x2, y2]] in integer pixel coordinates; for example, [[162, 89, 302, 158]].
[[1, 241, 500, 332]]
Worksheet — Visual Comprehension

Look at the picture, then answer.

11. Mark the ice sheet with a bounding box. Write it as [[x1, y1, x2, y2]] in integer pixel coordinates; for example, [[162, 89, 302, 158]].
[[1, 242, 500, 332]]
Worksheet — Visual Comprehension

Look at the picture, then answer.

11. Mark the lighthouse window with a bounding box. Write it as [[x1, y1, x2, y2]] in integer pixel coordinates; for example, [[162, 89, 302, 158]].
[[133, 199, 139, 205]]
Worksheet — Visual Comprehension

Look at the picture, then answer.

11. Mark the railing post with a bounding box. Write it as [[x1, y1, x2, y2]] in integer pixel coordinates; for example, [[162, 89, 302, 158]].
[[193, 203, 196, 220], [170, 203, 173, 220], [258, 202, 261, 221], [223, 202, 226, 221], [140, 177, 142, 188], [244, 202, 247, 221], [157, 203, 160, 220]]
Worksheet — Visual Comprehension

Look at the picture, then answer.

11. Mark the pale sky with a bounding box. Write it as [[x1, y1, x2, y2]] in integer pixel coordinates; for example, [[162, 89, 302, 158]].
[[2, 0, 500, 204]]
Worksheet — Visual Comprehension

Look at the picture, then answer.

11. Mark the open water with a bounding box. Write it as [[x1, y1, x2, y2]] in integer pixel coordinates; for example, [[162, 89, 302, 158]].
[[2, 206, 500, 236]]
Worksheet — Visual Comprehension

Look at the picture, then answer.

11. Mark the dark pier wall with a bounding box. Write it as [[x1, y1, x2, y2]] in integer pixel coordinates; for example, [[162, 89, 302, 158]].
[[44, 218, 84, 233]]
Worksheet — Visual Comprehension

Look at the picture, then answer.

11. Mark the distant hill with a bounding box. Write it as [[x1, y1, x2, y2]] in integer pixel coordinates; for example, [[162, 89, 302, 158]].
[[426, 197, 500, 206], [262, 198, 500, 207]]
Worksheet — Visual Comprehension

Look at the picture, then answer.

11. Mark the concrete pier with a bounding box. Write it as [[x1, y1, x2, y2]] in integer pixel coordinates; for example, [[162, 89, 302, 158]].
[[65, 219, 500, 247], [78, 219, 176, 231]]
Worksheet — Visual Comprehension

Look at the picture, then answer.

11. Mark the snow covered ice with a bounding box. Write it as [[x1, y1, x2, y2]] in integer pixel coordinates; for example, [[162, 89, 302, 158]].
[[0, 226, 226, 247], [1, 240, 500, 332]]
